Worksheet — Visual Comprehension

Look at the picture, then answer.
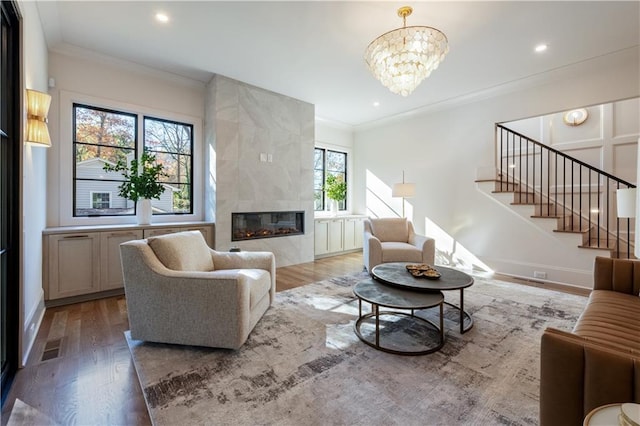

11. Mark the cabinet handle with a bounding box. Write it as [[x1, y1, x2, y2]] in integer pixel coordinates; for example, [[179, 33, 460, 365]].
[[108, 232, 137, 237], [63, 235, 89, 239]]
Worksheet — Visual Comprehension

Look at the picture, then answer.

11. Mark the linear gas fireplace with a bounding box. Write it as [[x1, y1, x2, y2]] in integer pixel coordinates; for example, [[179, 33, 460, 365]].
[[232, 211, 304, 241]]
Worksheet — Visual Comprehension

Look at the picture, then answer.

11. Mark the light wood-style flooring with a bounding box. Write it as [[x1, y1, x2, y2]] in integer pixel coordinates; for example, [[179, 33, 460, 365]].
[[1, 252, 364, 426]]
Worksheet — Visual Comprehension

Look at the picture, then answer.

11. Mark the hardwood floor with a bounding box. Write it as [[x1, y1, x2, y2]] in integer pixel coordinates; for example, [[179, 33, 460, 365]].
[[1, 252, 364, 426]]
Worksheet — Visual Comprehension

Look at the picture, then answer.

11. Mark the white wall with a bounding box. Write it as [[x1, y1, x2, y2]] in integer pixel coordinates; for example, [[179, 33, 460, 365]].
[[353, 48, 639, 288], [46, 51, 206, 226], [19, 0, 49, 365], [315, 119, 357, 215]]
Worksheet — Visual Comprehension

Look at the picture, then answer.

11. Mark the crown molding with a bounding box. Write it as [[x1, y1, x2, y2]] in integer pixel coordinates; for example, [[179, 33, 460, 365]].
[[49, 43, 210, 90]]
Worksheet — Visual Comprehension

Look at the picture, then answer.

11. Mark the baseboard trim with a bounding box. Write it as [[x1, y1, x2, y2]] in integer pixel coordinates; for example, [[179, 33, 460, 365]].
[[21, 291, 46, 367], [45, 288, 125, 308]]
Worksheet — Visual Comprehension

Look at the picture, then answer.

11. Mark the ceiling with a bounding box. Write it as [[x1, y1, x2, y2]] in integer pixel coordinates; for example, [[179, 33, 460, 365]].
[[35, 1, 640, 127]]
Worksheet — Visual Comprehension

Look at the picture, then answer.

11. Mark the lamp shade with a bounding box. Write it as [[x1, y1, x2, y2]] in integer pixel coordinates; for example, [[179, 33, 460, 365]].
[[26, 89, 51, 147], [616, 188, 636, 218], [392, 182, 415, 198]]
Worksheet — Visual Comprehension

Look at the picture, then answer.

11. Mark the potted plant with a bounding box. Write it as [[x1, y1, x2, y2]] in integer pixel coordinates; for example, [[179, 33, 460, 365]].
[[325, 174, 347, 215], [103, 150, 169, 224]]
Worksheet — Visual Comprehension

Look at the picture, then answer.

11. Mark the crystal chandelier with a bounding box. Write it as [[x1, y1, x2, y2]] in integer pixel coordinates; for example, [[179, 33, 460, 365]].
[[364, 6, 449, 96]]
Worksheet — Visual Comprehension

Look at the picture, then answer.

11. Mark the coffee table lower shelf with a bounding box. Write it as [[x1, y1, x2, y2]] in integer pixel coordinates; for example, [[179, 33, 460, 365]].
[[353, 279, 445, 356]]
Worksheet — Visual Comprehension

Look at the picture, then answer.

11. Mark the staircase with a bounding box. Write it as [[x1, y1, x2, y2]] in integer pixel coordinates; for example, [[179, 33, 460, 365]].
[[478, 124, 636, 259]]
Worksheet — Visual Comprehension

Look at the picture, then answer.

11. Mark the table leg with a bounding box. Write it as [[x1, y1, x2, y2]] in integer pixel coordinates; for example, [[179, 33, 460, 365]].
[[460, 289, 464, 334], [440, 302, 444, 344], [375, 304, 379, 347]]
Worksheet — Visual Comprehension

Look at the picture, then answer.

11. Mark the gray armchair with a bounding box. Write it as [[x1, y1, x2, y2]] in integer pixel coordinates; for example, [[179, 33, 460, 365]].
[[363, 217, 435, 272], [120, 230, 275, 350]]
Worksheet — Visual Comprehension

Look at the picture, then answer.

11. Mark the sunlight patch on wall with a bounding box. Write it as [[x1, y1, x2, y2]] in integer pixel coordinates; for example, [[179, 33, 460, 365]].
[[424, 217, 493, 273], [365, 169, 413, 219]]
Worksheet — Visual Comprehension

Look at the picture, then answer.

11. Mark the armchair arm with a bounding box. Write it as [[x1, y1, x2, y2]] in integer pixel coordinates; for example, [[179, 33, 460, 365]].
[[211, 249, 276, 304], [364, 231, 382, 272], [593, 256, 640, 295], [408, 229, 436, 265], [409, 234, 436, 265]]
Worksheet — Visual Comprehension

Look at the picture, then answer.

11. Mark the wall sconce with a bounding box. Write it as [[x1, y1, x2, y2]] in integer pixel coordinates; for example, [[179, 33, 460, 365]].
[[616, 188, 636, 218], [392, 171, 415, 218], [562, 108, 588, 127], [26, 89, 52, 147]]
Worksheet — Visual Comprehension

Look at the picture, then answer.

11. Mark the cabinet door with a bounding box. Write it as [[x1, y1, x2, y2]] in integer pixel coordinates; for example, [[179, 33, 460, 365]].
[[100, 230, 143, 290], [328, 219, 344, 253], [48, 233, 101, 299], [348, 218, 364, 249], [314, 220, 330, 255]]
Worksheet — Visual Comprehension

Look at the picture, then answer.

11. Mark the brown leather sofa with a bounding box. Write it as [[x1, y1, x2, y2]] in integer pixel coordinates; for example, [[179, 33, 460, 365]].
[[540, 257, 640, 426]]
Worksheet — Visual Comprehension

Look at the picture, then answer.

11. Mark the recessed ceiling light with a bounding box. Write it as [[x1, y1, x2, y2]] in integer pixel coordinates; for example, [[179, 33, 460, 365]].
[[155, 12, 169, 23], [535, 44, 548, 53], [373, 102, 380, 107]]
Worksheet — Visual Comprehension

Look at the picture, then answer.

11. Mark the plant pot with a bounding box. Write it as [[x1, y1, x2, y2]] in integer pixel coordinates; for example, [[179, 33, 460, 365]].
[[330, 199, 339, 216], [137, 199, 152, 225]]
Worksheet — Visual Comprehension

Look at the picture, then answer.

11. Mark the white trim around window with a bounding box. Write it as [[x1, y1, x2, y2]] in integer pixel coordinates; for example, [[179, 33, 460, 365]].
[[57, 90, 204, 226]]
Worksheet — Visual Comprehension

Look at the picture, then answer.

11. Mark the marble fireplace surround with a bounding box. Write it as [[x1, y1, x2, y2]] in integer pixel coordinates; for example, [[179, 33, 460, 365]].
[[205, 74, 315, 267]]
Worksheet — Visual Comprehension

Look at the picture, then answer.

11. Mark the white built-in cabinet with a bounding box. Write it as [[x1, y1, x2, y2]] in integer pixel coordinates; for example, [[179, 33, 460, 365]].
[[314, 215, 366, 258], [43, 222, 214, 306]]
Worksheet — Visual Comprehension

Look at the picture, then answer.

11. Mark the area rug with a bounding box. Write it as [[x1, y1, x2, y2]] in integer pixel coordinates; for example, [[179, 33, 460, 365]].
[[125, 272, 588, 425]]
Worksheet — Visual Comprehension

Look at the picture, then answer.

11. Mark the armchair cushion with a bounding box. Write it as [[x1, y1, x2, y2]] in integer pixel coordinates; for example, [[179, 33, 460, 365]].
[[148, 230, 214, 272], [381, 242, 423, 263]]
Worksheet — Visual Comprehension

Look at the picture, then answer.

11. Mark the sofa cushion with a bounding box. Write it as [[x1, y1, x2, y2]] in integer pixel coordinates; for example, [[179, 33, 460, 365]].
[[371, 218, 409, 243], [148, 231, 214, 272], [573, 290, 640, 353]]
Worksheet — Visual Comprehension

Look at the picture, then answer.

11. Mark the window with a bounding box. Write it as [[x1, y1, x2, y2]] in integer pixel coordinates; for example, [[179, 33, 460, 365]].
[[73, 104, 136, 216], [90, 192, 111, 209], [144, 117, 193, 214], [314, 147, 347, 211], [73, 104, 194, 217]]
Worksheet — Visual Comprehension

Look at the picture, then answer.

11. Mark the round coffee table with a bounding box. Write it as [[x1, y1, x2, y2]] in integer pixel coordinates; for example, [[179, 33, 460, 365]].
[[353, 278, 444, 355], [371, 262, 474, 333]]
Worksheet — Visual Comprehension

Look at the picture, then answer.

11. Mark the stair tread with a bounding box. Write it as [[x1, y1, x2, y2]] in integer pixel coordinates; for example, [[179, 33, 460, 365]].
[[553, 228, 592, 234]]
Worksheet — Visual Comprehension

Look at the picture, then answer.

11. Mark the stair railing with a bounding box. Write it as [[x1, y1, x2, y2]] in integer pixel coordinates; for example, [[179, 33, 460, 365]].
[[496, 124, 636, 258]]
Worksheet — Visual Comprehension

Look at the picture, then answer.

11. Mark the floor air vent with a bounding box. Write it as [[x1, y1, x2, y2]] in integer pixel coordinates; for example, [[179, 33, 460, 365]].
[[41, 338, 62, 361]]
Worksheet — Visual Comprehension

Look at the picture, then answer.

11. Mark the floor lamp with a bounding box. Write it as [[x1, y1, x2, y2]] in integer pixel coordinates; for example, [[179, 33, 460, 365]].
[[392, 171, 415, 218], [616, 187, 636, 257]]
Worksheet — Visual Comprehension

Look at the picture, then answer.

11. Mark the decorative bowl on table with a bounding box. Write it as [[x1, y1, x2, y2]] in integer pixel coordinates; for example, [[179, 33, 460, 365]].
[[405, 264, 441, 279]]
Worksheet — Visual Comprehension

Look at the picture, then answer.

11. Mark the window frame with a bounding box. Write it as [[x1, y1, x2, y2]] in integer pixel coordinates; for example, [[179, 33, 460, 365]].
[[314, 146, 348, 212], [143, 115, 194, 216], [72, 103, 138, 218], [58, 91, 203, 226]]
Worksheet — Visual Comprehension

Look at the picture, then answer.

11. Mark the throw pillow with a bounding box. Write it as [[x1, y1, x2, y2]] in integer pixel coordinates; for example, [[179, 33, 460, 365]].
[[148, 230, 214, 272]]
